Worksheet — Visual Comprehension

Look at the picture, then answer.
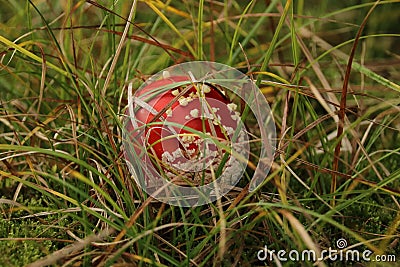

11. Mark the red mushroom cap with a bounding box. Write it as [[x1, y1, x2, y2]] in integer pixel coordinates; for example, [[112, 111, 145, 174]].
[[126, 76, 241, 185]]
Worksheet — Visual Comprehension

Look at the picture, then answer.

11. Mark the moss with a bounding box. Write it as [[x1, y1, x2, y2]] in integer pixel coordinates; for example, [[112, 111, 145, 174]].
[[0, 197, 76, 267], [0, 218, 54, 267]]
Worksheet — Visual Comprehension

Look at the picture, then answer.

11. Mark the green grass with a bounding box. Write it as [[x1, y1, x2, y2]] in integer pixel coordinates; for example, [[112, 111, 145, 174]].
[[1, 0, 399, 266]]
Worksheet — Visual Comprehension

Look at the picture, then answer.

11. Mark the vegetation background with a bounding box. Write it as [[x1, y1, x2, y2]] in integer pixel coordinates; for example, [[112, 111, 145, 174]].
[[0, 0, 399, 266]]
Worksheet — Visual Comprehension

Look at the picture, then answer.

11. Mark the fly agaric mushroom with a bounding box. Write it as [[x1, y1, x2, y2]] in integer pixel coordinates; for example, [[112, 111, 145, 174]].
[[126, 75, 245, 187]]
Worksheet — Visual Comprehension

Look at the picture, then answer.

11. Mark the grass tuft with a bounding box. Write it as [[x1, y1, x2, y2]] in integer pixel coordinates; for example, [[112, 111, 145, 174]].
[[1, 0, 399, 266]]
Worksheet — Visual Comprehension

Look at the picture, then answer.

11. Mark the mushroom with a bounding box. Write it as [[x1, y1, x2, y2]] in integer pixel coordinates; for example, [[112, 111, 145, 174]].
[[126, 76, 243, 186]]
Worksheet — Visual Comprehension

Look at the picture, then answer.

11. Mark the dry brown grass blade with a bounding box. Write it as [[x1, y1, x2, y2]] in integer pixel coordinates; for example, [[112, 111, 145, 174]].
[[25, 174, 154, 267], [98, 196, 154, 263], [33, 21, 194, 58], [152, 233, 199, 266], [277, 85, 291, 206], [101, 0, 137, 97], [26, 228, 115, 267], [280, 210, 326, 267], [331, 0, 381, 206], [97, 172, 194, 265], [86, 0, 186, 63], [32, 44, 46, 120], [209, 0, 215, 62], [379, 211, 400, 252], [101, 28, 194, 58]]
